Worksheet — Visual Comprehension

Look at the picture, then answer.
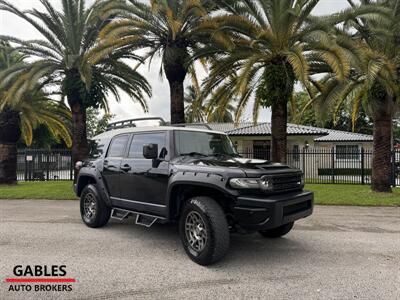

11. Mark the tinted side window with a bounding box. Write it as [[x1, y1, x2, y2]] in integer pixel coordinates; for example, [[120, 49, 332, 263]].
[[89, 139, 106, 159], [128, 133, 167, 158], [107, 135, 129, 157]]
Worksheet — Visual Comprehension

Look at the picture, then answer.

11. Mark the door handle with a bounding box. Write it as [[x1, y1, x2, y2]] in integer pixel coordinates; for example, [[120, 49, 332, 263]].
[[120, 165, 131, 172], [103, 160, 115, 169], [104, 160, 116, 169]]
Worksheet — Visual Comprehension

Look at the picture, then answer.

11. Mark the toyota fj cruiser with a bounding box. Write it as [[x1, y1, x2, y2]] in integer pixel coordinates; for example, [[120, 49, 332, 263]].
[[74, 118, 313, 265]]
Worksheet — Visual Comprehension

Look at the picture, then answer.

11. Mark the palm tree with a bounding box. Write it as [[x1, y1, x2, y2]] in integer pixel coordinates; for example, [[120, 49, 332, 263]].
[[0, 43, 71, 184], [201, 0, 350, 163], [99, 0, 225, 124], [313, 0, 399, 192], [0, 0, 151, 178], [0, 94, 72, 185], [206, 98, 235, 123], [185, 85, 236, 123], [184, 86, 206, 123], [207, 104, 235, 123], [289, 90, 374, 134]]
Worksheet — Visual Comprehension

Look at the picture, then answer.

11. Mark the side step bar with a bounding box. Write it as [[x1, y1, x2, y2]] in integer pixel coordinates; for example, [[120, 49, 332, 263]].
[[135, 214, 158, 227], [111, 208, 166, 228]]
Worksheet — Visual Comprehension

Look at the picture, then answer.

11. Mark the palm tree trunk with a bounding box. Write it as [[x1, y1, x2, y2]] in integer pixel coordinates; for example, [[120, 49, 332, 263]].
[[163, 47, 188, 124], [0, 107, 21, 184], [0, 144, 18, 184], [271, 99, 288, 163], [169, 79, 185, 124], [261, 60, 294, 163], [67, 92, 89, 182], [371, 113, 392, 193]]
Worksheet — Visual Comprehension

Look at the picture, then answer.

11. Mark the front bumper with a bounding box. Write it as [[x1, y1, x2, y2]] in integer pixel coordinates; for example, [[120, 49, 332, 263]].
[[233, 190, 313, 231]]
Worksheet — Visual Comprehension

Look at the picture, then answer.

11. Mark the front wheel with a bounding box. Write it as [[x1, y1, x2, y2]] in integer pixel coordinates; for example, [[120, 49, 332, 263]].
[[80, 184, 111, 228], [258, 222, 294, 238], [179, 197, 230, 265]]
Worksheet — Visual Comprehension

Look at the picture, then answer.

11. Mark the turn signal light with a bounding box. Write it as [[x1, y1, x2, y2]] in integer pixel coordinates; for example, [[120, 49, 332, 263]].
[[75, 161, 83, 170]]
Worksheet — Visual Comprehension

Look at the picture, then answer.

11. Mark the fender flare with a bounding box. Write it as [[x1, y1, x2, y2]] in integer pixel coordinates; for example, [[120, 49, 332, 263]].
[[76, 171, 112, 206], [166, 171, 236, 219]]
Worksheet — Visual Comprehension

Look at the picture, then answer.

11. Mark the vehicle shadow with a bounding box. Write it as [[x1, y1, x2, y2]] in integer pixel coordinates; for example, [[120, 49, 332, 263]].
[[104, 218, 311, 269], [223, 232, 311, 268]]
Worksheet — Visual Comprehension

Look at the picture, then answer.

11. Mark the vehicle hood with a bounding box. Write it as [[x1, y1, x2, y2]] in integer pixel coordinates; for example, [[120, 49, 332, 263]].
[[173, 156, 297, 177]]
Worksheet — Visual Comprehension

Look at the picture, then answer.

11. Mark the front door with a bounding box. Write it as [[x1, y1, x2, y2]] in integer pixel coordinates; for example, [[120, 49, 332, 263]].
[[102, 134, 130, 198], [118, 132, 169, 215]]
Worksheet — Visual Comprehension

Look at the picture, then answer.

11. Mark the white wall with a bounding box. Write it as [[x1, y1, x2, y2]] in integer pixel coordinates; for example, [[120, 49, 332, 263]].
[[230, 135, 318, 153]]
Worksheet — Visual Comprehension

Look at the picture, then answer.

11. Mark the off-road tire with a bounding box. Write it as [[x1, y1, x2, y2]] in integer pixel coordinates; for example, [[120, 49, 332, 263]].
[[258, 222, 294, 238], [179, 196, 230, 266], [80, 184, 111, 228]]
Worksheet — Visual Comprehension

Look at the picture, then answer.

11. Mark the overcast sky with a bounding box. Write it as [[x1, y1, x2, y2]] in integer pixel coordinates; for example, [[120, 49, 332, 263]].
[[0, 0, 351, 122]]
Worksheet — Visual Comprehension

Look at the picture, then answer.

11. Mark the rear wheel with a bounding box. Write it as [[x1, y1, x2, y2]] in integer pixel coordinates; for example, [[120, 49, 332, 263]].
[[80, 184, 111, 228], [179, 196, 230, 265], [258, 222, 294, 238]]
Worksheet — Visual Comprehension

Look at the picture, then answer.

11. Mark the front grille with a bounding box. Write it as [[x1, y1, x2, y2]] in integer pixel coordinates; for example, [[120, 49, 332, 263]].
[[271, 173, 303, 191]]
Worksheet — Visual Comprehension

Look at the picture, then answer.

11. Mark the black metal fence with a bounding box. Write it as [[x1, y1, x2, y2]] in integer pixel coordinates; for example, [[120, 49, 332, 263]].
[[239, 147, 400, 186], [17, 149, 73, 181], [16, 147, 400, 186]]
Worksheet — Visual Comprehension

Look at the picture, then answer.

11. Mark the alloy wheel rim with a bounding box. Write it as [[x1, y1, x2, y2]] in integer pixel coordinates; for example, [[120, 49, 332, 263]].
[[83, 193, 97, 220], [185, 211, 207, 252]]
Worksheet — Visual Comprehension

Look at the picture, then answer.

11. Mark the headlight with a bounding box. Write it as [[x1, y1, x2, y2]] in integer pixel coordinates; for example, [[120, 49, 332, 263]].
[[229, 178, 260, 189], [229, 177, 273, 190]]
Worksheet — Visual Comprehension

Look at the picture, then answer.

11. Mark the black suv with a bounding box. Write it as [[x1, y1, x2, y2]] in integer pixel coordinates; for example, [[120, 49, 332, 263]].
[[74, 118, 313, 265]]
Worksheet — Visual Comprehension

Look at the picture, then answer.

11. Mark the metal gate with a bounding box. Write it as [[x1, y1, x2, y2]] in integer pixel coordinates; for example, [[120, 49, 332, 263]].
[[287, 148, 399, 186], [393, 149, 400, 187], [17, 149, 73, 181]]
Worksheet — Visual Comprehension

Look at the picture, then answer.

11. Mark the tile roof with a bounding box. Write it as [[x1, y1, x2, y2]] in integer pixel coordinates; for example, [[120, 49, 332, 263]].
[[199, 122, 373, 142], [206, 123, 254, 133], [314, 128, 373, 142], [220, 122, 328, 136]]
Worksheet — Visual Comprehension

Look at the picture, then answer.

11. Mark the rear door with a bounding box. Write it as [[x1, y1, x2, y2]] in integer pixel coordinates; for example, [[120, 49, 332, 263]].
[[102, 134, 130, 198], [118, 131, 169, 215]]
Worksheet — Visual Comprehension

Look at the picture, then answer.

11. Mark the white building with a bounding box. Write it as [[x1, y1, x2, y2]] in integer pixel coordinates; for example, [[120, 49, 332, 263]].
[[201, 123, 375, 182]]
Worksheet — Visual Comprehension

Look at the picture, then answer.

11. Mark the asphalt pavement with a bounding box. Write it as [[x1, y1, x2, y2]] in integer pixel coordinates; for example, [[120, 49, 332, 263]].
[[0, 200, 399, 300]]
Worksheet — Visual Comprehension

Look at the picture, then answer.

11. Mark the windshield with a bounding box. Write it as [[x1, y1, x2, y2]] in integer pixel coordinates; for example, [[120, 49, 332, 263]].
[[175, 130, 238, 157]]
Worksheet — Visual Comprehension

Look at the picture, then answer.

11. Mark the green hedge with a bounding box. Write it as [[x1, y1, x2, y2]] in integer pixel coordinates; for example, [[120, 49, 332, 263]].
[[318, 168, 372, 176]]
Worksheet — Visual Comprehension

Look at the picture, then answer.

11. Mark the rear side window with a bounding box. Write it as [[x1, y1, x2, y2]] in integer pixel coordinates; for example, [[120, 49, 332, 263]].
[[107, 135, 129, 157], [88, 139, 106, 159], [128, 132, 167, 158]]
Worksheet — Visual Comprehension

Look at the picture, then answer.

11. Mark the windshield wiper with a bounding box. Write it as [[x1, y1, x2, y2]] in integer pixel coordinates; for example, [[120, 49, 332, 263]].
[[180, 152, 209, 157]]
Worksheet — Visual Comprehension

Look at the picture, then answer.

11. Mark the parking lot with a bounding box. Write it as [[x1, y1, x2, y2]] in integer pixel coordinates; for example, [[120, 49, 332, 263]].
[[0, 200, 399, 300]]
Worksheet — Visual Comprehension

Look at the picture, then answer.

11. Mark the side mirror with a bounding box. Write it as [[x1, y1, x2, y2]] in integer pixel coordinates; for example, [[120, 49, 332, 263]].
[[143, 143, 158, 159]]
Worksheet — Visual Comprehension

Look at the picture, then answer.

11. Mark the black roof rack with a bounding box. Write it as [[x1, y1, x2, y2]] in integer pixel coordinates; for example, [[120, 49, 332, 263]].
[[170, 123, 213, 130], [106, 117, 166, 131], [106, 118, 215, 132]]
